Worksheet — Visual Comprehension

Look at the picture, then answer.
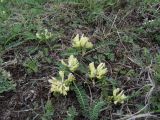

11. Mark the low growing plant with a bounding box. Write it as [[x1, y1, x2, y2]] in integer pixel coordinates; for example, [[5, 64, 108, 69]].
[[111, 88, 127, 105], [0, 68, 16, 93], [23, 58, 39, 74], [72, 34, 93, 55], [89, 62, 107, 80], [36, 29, 53, 43], [48, 71, 75, 96], [65, 106, 78, 120], [42, 100, 54, 120], [61, 55, 79, 72], [48, 33, 128, 119]]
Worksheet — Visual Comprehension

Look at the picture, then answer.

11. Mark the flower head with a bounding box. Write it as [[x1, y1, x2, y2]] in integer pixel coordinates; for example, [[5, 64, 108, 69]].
[[89, 62, 96, 79], [61, 55, 79, 72], [96, 63, 107, 79], [89, 62, 107, 79], [112, 88, 127, 104], [48, 71, 75, 96], [36, 29, 52, 41], [72, 34, 93, 49], [72, 34, 81, 48], [49, 77, 69, 96], [65, 73, 75, 85]]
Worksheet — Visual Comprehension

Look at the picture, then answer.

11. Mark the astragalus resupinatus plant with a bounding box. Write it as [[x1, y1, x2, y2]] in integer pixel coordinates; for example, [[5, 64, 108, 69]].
[[61, 55, 79, 72], [48, 71, 75, 96], [89, 62, 107, 79], [36, 29, 53, 42], [72, 34, 93, 55], [48, 33, 128, 119], [111, 88, 127, 104]]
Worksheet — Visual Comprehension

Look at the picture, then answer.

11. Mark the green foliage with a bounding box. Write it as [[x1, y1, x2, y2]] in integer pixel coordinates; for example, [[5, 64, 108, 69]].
[[134, 15, 160, 45], [95, 39, 116, 62], [23, 58, 39, 73], [65, 106, 78, 120], [73, 83, 89, 117], [154, 54, 160, 84], [0, 68, 16, 93], [73, 84, 106, 119], [42, 100, 54, 120], [150, 93, 160, 112], [55, 0, 116, 9], [144, 0, 160, 4], [61, 48, 80, 57], [13, 0, 46, 5], [0, 0, 44, 48], [54, 0, 117, 23], [89, 101, 105, 120], [100, 79, 109, 99], [1, 0, 160, 119]]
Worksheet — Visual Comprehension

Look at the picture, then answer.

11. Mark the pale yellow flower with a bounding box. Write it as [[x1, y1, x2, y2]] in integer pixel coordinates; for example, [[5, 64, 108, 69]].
[[36, 29, 52, 41], [48, 71, 75, 96], [44, 29, 52, 39], [96, 63, 107, 79], [72, 34, 81, 48], [72, 34, 93, 49], [49, 77, 69, 96], [80, 35, 93, 49], [89, 62, 96, 78], [112, 88, 127, 104], [2, 11, 6, 14], [59, 70, 64, 81], [61, 55, 79, 72], [89, 62, 107, 79], [67, 73, 75, 81], [65, 73, 75, 85]]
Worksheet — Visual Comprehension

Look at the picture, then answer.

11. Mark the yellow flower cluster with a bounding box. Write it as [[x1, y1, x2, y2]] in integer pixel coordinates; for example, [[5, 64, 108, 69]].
[[48, 33, 128, 105], [89, 62, 107, 79], [112, 88, 127, 104], [48, 71, 75, 96], [61, 55, 79, 72], [36, 29, 53, 40], [72, 34, 93, 49], [49, 34, 108, 95]]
